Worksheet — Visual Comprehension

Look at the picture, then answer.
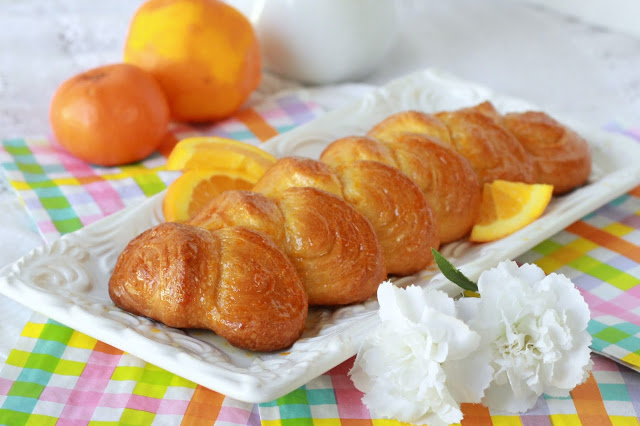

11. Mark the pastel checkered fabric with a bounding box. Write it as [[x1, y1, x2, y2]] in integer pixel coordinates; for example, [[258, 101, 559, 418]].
[[0, 315, 260, 425], [518, 186, 640, 372], [259, 354, 640, 425]]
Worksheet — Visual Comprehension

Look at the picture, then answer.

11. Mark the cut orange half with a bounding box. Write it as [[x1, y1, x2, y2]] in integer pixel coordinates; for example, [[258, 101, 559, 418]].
[[165, 136, 277, 181], [163, 169, 254, 223], [470, 180, 553, 243]]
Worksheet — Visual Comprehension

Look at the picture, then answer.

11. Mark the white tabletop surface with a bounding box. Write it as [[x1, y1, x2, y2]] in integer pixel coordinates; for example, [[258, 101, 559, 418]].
[[0, 0, 639, 365]]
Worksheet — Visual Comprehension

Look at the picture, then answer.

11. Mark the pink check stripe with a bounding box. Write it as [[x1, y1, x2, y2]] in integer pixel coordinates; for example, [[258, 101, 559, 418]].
[[37, 220, 57, 234], [0, 378, 12, 396], [98, 392, 131, 408], [54, 148, 126, 220], [57, 347, 123, 421], [217, 406, 255, 423], [156, 399, 190, 415], [39, 387, 72, 404], [83, 180, 126, 218], [60, 391, 105, 421], [127, 393, 162, 412], [329, 359, 371, 419], [584, 291, 640, 324], [80, 213, 109, 227]]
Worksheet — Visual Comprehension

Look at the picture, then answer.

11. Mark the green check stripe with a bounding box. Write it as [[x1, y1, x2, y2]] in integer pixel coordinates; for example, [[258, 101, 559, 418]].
[[259, 386, 329, 425], [568, 256, 639, 290], [131, 173, 166, 197], [532, 239, 564, 256], [531, 240, 640, 291], [0, 410, 57, 426], [589, 320, 640, 358], [598, 383, 631, 401], [2, 139, 84, 235], [112, 363, 195, 424], [1, 321, 75, 416]]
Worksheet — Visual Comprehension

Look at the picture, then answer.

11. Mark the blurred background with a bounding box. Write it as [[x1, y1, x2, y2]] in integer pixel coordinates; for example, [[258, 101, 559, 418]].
[[1, 0, 639, 140]]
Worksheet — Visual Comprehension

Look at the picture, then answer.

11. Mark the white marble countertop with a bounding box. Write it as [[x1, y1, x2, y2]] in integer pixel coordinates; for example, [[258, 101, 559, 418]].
[[0, 0, 639, 363]]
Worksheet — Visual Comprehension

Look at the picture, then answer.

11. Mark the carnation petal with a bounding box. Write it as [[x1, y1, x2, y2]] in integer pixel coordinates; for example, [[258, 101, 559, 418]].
[[516, 262, 547, 285], [351, 281, 483, 426], [456, 297, 481, 323], [483, 381, 539, 413], [423, 288, 457, 318], [543, 331, 593, 391], [465, 261, 593, 414], [544, 274, 591, 330], [443, 340, 494, 403]]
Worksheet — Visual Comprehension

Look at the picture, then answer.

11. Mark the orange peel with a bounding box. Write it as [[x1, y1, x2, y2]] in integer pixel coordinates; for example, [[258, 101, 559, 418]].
[[470, 180, 553, 243]]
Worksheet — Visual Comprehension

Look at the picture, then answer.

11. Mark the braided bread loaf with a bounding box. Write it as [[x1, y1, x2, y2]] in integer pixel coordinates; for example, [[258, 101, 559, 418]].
[[108, 100, 591, 351]]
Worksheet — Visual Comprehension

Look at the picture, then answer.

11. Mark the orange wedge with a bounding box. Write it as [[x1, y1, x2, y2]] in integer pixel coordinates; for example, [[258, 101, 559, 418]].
[[166, 136, 277, 181], [163, 169, 254, 222], [470, 180, 553, 243]]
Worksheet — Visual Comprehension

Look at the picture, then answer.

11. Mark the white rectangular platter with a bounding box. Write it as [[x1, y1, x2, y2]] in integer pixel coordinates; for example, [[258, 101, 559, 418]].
[[1, 68, 640, 403]]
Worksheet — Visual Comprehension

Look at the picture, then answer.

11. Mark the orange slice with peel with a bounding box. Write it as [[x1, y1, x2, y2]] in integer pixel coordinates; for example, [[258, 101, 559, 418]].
[[166, 136, 277, 181], [470, 180, 553, 243], [163, 169, 254, 222]]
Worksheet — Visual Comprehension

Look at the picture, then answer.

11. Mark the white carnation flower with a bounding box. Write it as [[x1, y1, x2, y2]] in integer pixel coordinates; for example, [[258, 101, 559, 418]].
[[457, 261, 592, 413], [350, 281, 493, 426]]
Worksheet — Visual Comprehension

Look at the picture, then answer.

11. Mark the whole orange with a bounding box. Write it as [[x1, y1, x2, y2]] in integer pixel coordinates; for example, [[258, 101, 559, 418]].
[[49, 63, 170, 166], [123, 0, 262, 122]]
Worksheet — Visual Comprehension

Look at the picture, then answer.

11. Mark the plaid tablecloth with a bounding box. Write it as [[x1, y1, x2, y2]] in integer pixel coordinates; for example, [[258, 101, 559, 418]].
[[0, 93, 639, 425]]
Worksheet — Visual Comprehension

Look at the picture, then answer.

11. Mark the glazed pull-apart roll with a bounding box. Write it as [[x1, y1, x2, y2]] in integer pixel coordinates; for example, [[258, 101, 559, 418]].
[[278, 187, 386, 305], [461, 100, 502, 120], [367, 110, 452, 145], [434, 107, 537, 184], [108, 222, 308, 352], [321, 133, 481, 243], [190, 188, 386, 306], [501, 110, 591, 194], [189, 189, 287, 248], [383, 134, 482, 243], [320, 136, 398, 169], [336, 160, 439, 275], [458, 101, 592, 194], [252, 156, 343, 199], [253, 156, 439, 276]]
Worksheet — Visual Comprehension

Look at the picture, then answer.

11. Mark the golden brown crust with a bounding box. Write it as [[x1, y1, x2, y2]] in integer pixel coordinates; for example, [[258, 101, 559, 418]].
[[213, 226, 308, 351], [337, 160, 439, 275], [109, 222, 221, 329], [108, 222, 308, 352], [277, 187, 386, 306], [319, 136, 397, 169], [386, 134, 482, 243], [501, 111, 591, 194], [189, 186, 386, 306], [189, 190, 286, 248], [367, 110, 451, 145], [252, 156, 343, 199], [435, 108, 536, 184], [463, 100, 502, 120]]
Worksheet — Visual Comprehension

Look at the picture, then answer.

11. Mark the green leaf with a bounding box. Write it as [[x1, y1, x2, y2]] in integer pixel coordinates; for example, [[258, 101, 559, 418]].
[[431, 248, 478, 293]]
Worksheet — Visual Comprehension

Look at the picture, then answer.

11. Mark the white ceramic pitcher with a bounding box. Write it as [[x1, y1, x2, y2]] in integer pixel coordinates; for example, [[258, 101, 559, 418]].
[[251, 0, 399, 85]]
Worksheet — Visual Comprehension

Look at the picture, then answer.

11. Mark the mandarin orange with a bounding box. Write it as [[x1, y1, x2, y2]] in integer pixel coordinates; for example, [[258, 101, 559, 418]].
[[49, 63, 170, 166]]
